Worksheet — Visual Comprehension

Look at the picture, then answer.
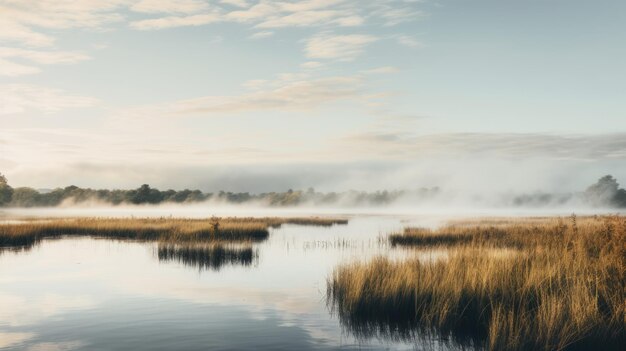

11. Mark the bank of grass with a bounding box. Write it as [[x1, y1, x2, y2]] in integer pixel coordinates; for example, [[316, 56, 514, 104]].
[[0, 216, 348, 248], [329, 215, 625, 350]]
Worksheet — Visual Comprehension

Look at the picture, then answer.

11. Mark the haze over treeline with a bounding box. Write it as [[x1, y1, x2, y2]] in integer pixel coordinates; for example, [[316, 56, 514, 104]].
[[1, 173, 625, 209]]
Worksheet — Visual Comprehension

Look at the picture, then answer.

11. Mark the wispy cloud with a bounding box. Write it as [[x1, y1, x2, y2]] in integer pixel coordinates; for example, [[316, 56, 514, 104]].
[[174, 75, 364, 114], [128, 0, 422, 30], [0, 84, 98, 115], [130, 13, 222, 30], [396, 34, 421, 48], [0, 0, 425, 78], [0, 59, 40, 77], [249, 30, 274, 39], [0, 0, 127, 47], [131, 0, 210, 14], [374, 3, 424, 26], [305, 33, 378, 61], [256, 10, 354, 28], [220, 0, 251, 8], [0, 1, 123, 76], [301, 61, 324, 69], [0, 46, 90, 76], [337, 132, 626, 161], [360, 66, 399, 75], [0, 21, 55, 47]]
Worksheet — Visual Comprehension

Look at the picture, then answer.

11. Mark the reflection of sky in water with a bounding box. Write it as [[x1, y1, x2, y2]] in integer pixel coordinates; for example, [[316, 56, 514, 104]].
[[0, 217, 456, 350]]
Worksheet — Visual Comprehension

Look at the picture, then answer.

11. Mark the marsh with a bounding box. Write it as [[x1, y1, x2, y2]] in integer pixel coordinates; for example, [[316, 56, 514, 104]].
[[1, 213, 624, 350]]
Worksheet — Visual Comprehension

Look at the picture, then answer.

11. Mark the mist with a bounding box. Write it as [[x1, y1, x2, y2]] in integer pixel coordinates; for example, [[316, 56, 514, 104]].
[[3, 150, 626, 216], [6, 155, 626, 192]]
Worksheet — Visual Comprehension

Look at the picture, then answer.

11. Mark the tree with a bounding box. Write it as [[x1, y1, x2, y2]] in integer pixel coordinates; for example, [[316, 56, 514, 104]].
[[0, 172, 14, 206], [614, 188, 626, 208], [585, 175, 623, 207], [128, 184, 164, 204], [9, 187, 39, 207]]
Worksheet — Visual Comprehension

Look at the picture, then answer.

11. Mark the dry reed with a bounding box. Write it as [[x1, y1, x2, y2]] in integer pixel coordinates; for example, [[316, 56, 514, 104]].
[[329, 215, 626, 350], [0, 216, 348, 248]]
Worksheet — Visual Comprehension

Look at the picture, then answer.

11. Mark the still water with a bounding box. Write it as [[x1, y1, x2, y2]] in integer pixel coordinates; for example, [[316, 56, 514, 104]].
[[1, 216, 457, 351]]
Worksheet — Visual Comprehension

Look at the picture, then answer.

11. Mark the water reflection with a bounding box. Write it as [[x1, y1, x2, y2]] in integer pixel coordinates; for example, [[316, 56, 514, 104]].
[[328, 300, 484, 351], [156, 243, 257, 271], [0, 244, 35, 255]]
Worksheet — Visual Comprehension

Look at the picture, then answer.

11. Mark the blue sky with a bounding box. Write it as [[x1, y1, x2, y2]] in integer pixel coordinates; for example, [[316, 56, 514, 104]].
[[0, 0, 625, 192]]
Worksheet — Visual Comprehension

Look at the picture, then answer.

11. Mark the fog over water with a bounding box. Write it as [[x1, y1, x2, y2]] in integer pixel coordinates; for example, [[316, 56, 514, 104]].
[[2, 204, 624, 223]]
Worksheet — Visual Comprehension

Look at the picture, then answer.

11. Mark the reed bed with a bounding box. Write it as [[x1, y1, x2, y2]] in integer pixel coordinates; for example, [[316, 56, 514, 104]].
[[328, 215, 625, 350], [390, 216, 620, 250], [270, 217, 349, 227], [0, 216, 348, 248], [157, 243, 256, 271]]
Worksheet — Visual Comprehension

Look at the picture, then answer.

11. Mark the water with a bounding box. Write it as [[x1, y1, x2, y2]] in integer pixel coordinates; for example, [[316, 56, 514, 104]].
[[0, 216, 462, 351]]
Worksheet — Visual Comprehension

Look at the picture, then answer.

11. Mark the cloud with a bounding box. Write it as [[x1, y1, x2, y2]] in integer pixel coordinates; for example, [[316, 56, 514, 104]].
[[131, 0, 423, 30], [0, 59, 40, 76], [256, 10, 343, 28], [337, 132, 626, 161], [0, 46, 90, 64], [360, 66, 399, 75], [131, 0, 209, 14], [276, 0, 347, 12], [249, 30, 274, 39], [25, 342, 86, 351], [130, 13, 222, 30], [226, 0, 350, 27], [0, 21, 55, 47], [375, 4, 424, 26], [0, 84, 98, 115], [174, 75, 363, 114], [301, 61, 323, 69], [396, 34, 421, 48], [220, 0, 250, 8], [333, 15, 364, 26], [242, 79, 269, 89], [226, 2, 276, 22], [0, 47, 90, 76], [305, 33, 378, 61], [0, 0, 127, 46]]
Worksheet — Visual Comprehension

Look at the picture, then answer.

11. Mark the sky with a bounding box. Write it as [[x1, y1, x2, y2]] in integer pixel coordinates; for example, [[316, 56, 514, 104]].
[[0, 0, 625, 193]]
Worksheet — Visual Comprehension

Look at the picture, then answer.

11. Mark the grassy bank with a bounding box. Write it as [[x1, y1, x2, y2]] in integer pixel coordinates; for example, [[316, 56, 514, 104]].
[[0, 216, 348, 248], [328, 216, 625, 350]]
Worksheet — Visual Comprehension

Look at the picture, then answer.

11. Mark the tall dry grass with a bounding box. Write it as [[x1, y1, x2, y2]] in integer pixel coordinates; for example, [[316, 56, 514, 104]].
[[0, 216, 348, 248], [328, 215, 625, 350]]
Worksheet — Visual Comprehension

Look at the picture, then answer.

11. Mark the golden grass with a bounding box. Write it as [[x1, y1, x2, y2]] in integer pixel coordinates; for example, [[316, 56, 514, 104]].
[[0, 216, 348, 248], [328, 215, 626, 350]]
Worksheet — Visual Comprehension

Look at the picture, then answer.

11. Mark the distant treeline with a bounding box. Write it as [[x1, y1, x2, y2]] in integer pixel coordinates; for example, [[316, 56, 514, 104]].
[[1, 172, 625, 208], [0, 174, 439, 207], [507, 175, 626, 208]]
